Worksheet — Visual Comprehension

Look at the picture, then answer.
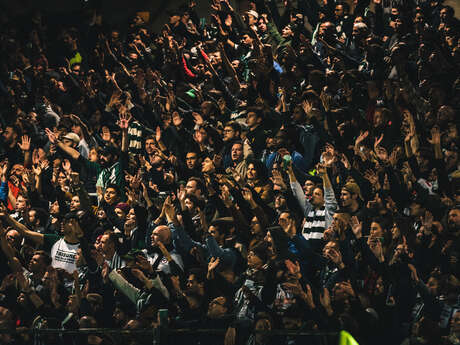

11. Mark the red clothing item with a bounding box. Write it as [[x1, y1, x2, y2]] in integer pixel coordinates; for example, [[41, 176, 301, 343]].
[[182, 55, 196, 78], [7, 181, 22, 211]]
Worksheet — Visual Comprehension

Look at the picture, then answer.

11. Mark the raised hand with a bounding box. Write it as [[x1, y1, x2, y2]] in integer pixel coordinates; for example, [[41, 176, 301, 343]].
[[355, 131, 369, 147], [351, 216, 363, 238], [208, 257, 220, 272], [320, 287, 333, 315], [272, 169, 287, 190], [45, 128, 57, 144], [117, 112, 132, 130], [157, 242, 173, 262], [192, 112, 204, 126], [62, 159, 72, 173], [340, 153, 351, 170], [316, 162, 327, 176], [427, 126, 441, 145], [18, 135, 31, 151]]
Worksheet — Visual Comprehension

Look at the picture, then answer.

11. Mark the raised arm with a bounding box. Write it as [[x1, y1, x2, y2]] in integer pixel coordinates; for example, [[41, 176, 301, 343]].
[[0, 204, 44, 245], [45, 128, 81, 160]]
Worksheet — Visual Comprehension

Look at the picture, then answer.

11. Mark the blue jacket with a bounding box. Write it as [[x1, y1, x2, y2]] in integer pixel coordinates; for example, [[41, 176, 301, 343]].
[[0, 181, 8, 203], [169, 222, 237, 268]]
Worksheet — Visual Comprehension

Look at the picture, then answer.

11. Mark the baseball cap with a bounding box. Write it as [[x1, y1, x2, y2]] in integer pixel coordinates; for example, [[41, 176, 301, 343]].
[[62, 132, 80, 145]]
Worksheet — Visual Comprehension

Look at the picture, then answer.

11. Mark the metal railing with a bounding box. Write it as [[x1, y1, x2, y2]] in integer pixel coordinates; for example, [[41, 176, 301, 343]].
[[0, 327, 340, 345]]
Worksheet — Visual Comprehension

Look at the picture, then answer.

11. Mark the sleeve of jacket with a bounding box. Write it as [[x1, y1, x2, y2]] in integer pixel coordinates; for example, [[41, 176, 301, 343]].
[[168, 222, 207, 256], [290, 180, 313, 218], [205, 235, 237, 267], [324, 185, 338, 228], [0, 181, 8, 202]]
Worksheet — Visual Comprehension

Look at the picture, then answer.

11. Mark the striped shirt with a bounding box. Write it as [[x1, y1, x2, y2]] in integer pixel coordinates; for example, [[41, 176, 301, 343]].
[[290, 181, 338, 251], [106, 251, 125, 270], [303, 208, 327, 241]]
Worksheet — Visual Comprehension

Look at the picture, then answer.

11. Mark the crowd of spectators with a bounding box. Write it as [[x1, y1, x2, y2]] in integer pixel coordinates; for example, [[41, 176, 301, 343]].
[[0, 0, 459, 344]]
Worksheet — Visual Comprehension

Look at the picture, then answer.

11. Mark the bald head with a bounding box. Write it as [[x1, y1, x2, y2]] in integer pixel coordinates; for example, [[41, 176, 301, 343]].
[[151, 225, 171, 246]]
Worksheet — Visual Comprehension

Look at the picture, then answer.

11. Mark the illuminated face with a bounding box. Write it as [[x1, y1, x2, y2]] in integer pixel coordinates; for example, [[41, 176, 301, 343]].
[[340, 189, 352, 207], [145, 139, 156, 155], [104, 187, 118, 205], [370, 222, 384, 239], [70, 196, 80, 211], [16, 195, 28, 212], [186, 152, 198, 170], [311, 188, 324, 207], [231, 143, 243, 162], [247, 163, 257, 180]]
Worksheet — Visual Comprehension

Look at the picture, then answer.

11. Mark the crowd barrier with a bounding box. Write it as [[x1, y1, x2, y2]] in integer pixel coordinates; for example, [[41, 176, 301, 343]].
[[0, 327, 343, 344]]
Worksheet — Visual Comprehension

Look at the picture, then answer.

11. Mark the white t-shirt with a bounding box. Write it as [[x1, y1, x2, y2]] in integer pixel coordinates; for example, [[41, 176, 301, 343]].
[[50, 238, 80, 273]]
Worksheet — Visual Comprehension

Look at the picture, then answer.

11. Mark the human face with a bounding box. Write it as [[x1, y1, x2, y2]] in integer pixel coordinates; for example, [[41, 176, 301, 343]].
[[440, 8, 448, 23], [28, 210, 38, 226], [319, 22, 334, 39], [184, 197, 194, 211], [70, 196, 80, 211], [304, 180, 316, 196], [89, 148, 99, 163], [145, 139, 156, 155], [185, 180, 199, 197], [334, 5, 344, 18], [247, 250, 263, 268], [450, 311, 460, 336], [15, 195, 28, 212], [322, 241, 339, 258], [207, 297, 227, 319], [62, 218, 82, 239], [113, 307, 126, 327], [185, 152, 198, 170], [201, 157, 215, 173], [171, 13, 182, 24], [100, 234, 114, 255], [246, 112, 259, 129], [223, 126, 236, 142], [99, 153, 113, 168], [311, 188, 324, 207], [28, 254, 44, 273], [114, 208, 126, 220], [246, 163, 257, 180], [104, 187, 118, 205], [340, 189, 352, 207], [126, 208, 136, 224], [97, 209, 106, 220], [2, 126, 16, 144], [186, 274, 201, 294], [231, 143, 243, 162], [258, 19, 267, 32], [208, 226, 222, 240], [281, 25, 293, 38], [274, 195, 286, 209], [370, 222, 384, 239], [151, 226, 169, 246], [6, 230, 20, 248], [241, 34, 253, 46], [250, 217, 262, 236], [278, 212, 292, 231], [331, 214, 345, 233], [426, 277, 439, 295], [448, 209, 460, 230]]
